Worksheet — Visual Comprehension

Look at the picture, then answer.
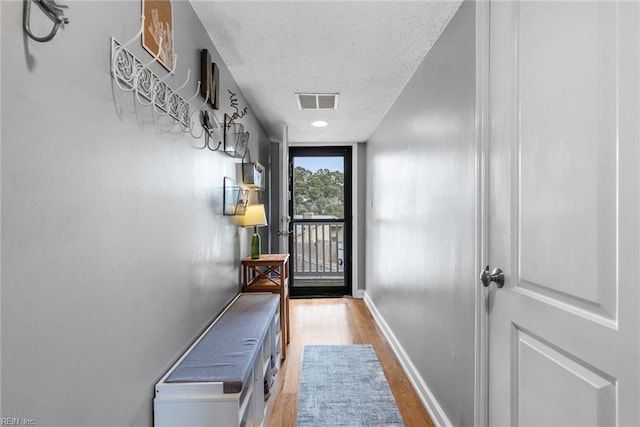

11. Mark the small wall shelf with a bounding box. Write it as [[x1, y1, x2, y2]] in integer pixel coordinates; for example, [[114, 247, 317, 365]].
[[223, 177, 249, 216], [242, 161, 265, 190], [224, 114, 249, 158]]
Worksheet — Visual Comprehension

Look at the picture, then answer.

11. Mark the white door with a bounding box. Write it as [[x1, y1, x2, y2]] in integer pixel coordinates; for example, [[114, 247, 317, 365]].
[[279, 123, 290, 253], [487, 1, 640, 425]]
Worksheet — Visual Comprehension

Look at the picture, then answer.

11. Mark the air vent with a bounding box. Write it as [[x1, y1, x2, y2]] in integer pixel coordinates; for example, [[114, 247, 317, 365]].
[[296, 93, 339, 110]]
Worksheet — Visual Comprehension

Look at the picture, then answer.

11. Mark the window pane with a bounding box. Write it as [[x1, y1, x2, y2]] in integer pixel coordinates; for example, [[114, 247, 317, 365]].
[[293, 156, 344, 219]]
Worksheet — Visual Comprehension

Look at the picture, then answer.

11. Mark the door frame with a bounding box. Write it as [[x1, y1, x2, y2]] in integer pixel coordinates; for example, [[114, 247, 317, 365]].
[[475, 1, 490, 426], [279, 124, 290, 256], [288, 145, 353, 298]]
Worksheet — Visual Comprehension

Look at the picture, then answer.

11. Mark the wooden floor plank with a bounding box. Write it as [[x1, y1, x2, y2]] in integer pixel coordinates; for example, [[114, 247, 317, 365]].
[[266, 298, 435, 427]]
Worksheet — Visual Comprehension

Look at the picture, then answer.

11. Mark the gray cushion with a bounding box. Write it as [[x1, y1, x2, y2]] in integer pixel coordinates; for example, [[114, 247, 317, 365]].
[[166, 293, 279, 393]]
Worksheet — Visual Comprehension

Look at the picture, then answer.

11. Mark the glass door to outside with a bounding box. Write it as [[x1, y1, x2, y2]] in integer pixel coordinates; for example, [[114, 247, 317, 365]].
[[288, 146, 352, 297]]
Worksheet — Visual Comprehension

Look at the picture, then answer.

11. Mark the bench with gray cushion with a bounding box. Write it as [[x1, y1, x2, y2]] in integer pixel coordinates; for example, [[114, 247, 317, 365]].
[[154, 293, 281, 426]]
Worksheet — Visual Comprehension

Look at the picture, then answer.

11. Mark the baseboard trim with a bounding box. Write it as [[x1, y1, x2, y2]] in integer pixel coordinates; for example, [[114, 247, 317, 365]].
[[352, 289, 365, 299], [363, 292, 453, 427]]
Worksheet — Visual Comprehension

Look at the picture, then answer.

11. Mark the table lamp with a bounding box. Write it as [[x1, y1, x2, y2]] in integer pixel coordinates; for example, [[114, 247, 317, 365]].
[[241, 204, 268, 259]]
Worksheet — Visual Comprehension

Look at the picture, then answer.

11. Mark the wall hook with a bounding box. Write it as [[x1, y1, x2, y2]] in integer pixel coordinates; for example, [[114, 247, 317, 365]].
[[202, 111, 222, 151], [187, 87, 209, 137], [185, 81, 203, 105], [191, 111, 210, 150], [111, 16, 145, 92], [110, 18, 196, 133], [152, 81, 170, 116], [148, 53, 177, 113], [121, 15, 145, 49], [172, 81, 202, 130], [158, 54, 178, 82], [133, 36, 164, 106], [206, 134, 222, 152], [23, 0, 70, 43], [173, 69, 191, 93], [140, 36, 164, 69], [134, 72, 158, 106], [154, 69, 189, 116]]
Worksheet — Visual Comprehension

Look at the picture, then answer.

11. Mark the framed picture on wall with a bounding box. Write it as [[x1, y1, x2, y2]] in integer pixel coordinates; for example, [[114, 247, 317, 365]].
[[142, 0, 175, 71], [201, 49, 212, 101], [201, 52, 221, 108], [211, 63, 220, 109]]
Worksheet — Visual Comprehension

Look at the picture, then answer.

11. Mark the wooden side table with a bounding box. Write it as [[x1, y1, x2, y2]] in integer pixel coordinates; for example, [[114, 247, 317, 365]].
[[242, 254, 290, 360]]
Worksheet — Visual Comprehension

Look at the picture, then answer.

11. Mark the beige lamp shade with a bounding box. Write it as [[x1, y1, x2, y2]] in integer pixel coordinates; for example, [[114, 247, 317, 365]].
[[240, 204, 268, 227]]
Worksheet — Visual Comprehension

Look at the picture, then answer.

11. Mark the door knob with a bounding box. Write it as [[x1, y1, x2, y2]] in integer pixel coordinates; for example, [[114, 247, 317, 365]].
[[480, 265, 504, 288]]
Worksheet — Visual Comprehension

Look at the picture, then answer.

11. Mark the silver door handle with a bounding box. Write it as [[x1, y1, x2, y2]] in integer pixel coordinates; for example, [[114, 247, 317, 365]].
[[480, 265, 504, 288]]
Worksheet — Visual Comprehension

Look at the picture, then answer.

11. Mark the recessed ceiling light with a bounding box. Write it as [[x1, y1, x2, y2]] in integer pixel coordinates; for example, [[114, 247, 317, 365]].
[[311, 120, 329, 127]]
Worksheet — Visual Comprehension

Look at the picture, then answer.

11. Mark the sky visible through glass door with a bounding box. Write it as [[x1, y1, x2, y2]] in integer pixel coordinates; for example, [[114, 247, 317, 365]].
[[294, 156, 344, 173]]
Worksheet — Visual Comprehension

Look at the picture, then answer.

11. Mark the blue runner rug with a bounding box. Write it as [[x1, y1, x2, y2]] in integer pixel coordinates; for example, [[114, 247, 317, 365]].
[[297, 345, 405, 426]]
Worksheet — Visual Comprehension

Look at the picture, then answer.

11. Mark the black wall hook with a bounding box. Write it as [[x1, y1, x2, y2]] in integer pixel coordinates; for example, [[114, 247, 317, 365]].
[[23, 0, 70, 43]]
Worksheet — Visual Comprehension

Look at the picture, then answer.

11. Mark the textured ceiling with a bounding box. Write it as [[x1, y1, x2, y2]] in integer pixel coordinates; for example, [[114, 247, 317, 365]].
[[190, 1, 462, 144]]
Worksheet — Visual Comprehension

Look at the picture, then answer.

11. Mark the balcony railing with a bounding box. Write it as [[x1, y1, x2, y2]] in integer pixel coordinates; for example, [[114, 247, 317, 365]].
[[292, 221, 344, 277]]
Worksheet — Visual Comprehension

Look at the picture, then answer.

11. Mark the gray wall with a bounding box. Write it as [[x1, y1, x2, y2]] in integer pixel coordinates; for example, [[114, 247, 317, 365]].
[[1, 1, 270, 425], [357, 142, 366, 291], [365, 2, 476, 425]]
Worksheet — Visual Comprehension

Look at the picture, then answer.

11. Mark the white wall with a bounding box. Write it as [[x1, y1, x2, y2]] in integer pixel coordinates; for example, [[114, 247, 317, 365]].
[[365, 2, 476, 425], [1, 1, 270, 425]]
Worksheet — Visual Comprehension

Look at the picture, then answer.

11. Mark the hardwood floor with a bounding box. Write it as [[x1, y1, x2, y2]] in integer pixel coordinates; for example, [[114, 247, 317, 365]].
[[267, 298, 435, 427]]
